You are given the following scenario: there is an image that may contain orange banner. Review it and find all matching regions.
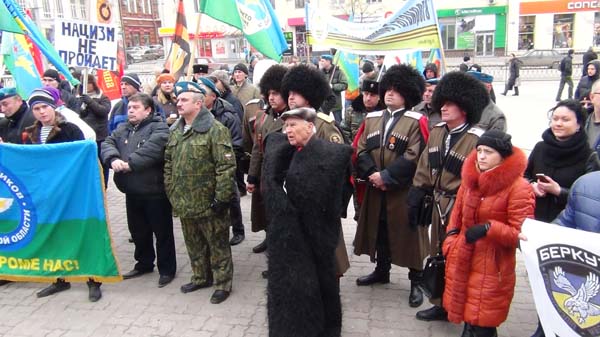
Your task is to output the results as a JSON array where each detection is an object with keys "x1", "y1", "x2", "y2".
[{"x1": 520, "y1": 0, "x2": 599, "y2": 14}]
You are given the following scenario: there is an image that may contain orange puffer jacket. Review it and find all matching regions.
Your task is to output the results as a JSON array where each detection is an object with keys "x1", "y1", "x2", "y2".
[{"x1": 442, "y1": 147, "x2": 535, "y2": 328}]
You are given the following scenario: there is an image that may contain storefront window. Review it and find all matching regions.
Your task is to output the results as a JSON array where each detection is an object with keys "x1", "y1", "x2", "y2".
[
  {"x1": 595, "y1": 13, "x2": 600, "y2": 47},
  {"x1": 553, "y1": 14, "x2": 574, "y2": 49},
  {"x1": 440, "y1": 18, "x2": 456, "y2": 50},
  {"x1": 519, "y1": 16, "x2": 534, "y2": 50}
]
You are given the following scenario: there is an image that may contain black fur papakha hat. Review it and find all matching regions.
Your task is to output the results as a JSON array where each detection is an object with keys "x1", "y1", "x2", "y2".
[
  {"x1": 379, "y1": 64, "x2": 425, "y2": 110},
  {"x1": 431, "y1": 71, "x2": 489, "y2": 125},
  {"x1": 281, "y1": 64, "x2": 329, "y2": 110},
  {"x1": 259, "y1": 64, "x2": 289, "y2": 99}
]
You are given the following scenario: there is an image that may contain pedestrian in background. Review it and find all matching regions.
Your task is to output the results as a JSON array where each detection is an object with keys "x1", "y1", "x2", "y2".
[
  {"x1": 556, "y1": 49, "x2": 574, "y2": 101},
  {"x1": 502, "y1": 53, "x2": 522, "y2": 96}
]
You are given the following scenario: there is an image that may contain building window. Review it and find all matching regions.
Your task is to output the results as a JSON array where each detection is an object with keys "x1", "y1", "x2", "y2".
[
  {"x1": 133, "y1": 34, "x2": 140, "y2": 46},
  {"x1": 143, "y1": 33, "x2": 150, "y2": 45},
  {"x1": 54, "y1": 0, "x2": 63, "y2": 18},
  {"x1": 17, "y1": 0, "x2": 27, "y2": 9},
  {"x1": 42, "y1": 0, "x2": 51, "y2": 18},
  {"x1": 78, "y1": 0, "x2": 86, "y2": 19},
  {"x1": 518, "y1": 16, "x2": 535, "y2": 50},
  {"x1": 366, "y1": 0, "x2": 382, "y2": 2},
  {"x1": 440, "y1": 18, "x2": 456, "y2": 50},
  {"x1": 70, "y1": 0, "x2": 77, "y2": 17},
  {"x1": 132, "y1": 0, "x2": 137, "y2": 13},
  {"x1": 146, "y1": 0, "x2": 152, "y2": 14},
  {"x1": 295, "y1": 0, "x2": 305, "y2": 9},
  {"x1": 553, "y1": 14, "x2": 574, "y2": 49},
  {"x1": 594, "y1": 13, "x2": 600, "y2": 47}
]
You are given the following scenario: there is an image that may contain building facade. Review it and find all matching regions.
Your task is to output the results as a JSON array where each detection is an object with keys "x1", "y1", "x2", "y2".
[{"x1": 119, "y1": 0, "x2": 161, "y2": 47}]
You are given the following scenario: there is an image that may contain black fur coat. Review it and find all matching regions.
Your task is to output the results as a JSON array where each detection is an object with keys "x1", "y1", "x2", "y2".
[{"x1": 263, "y1": 132, "x2": 352, "y2": 337}]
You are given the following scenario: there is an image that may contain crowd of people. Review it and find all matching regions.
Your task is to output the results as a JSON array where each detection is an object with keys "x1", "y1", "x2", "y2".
[{"x1": 0, "y1": 50, "x2": 599, "y2": 337}]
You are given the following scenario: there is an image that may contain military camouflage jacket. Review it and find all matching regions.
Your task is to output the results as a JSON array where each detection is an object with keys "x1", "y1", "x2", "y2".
[{"x1": 164, "y1": 107, "x2": 237, "y2": 219}]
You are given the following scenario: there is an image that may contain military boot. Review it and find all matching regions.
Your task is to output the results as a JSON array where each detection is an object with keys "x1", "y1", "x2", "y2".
[
  {"x1": 356, "y1": 270, "x2": 390, "y2": 286},
  {"x1": 409, "y1": 281, "x2": 424, "y2": 307}
]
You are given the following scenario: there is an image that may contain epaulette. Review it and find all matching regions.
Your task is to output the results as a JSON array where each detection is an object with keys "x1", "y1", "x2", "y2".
[
  {"x1": 246, "y1": 98, "x2": 261, "y2": 106},
  {"x1": 404, "y1": 110, "x2": 423, "y2": 120},
  {"x1": 317, "y1": 112, "x2": 335, "y2": 123},
  {"x1": 467, "y1": 127, "x2": 485, "y2": 137},
  {"x1": 434, "y1": 122, "x2": 446, "y2": 127},
  {"x1": 365, "y1": 110, "x2": 384, "y2": 118}
]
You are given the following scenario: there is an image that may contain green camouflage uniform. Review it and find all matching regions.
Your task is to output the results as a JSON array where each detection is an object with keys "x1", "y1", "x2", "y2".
[{"x1": 164, "y1": 107, "x2": 236, "y2": 291}]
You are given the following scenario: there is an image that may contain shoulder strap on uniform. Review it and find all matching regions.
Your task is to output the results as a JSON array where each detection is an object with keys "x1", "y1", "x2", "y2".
[
  {"x1": 404, "y1": 110, "x2": 423, "y2": 120},
  {"x1": 467, "y1": 127, "x2": 485, "y2": 137},
  {"x1": 365, "y1": 110, "x2": 384, "y2": 118},
  {"x1": 317, "y1": 112, "x2": 335, "y2": 123},
  {"x1": 435, "y1": 121, "x2": 447, "y2": 127},
  {"x1": 246, "y1": 98, "x2": 261, "y2": 106}
]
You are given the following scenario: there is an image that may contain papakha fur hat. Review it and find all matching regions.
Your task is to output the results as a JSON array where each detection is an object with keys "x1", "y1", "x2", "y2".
[
  {"x1": 379, "y1": 64, "x2": 425, "y2": 110},
  {"x1": 280, "y1": 64, "x2": 329, "y2": 110},
  {"x1": 431, "y1": 71, "x2": 489, "y2": 125},
  {"x1": 259, "y1": 64, "x2": 289, "y2": 99}
]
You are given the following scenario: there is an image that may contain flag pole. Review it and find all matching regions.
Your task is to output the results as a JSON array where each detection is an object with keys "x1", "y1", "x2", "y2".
[
  {"x1": 431, "y1": 1, "x2": 448, "y2": 75},
  {"x1": 186, "y1": 12, "x2": 202, "y2": 80}
]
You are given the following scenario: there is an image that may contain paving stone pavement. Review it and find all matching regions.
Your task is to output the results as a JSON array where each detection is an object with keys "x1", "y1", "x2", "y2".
[{"x1": 0, "y1": 80, "x2": 557, "y2": 337}]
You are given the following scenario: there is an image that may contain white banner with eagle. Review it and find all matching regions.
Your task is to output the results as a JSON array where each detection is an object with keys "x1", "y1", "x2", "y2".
[{"x1": 521, "y1": 218, "x2": 600, "y2": 337}]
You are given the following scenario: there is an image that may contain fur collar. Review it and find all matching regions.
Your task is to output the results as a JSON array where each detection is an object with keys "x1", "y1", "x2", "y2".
[
  {"x1": 462, "y1": 146, "x2": 528, "y2": 196},
  {"x1": 24, "y1": 112, "x2": 67, "y2": 144}
]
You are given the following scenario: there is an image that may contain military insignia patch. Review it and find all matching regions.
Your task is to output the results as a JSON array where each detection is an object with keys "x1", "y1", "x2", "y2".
[
  {"x1": 330, "y1": 134, "x2": 341, "y2": 144},
  {"x1": 0, "y1": 166, "x2": 37, "y2": 250},
  {"x1": 538, "y1": 244, "x2": 600, "y2": 336}
]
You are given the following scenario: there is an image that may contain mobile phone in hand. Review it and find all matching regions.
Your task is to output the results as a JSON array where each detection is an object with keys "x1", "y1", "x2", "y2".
[{"x1": 536, "y1": 173, "x2": 549, "y2": 183}]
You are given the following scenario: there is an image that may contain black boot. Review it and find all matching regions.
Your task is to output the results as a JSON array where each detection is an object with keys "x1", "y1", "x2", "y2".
[
  {"x1": 356, "y1": 269, "x2": 390, "y2": 286},
  {"x1": 513, "y1": 87, "x2": 519, "y2": 96},
  {"x1": 415, "y1": 305, "x2": 448, "y2": 321},
  {"x1": 461, "y1": 323, "x2": 473, "y2": 337},
  {"x1": 409, "y1": 281, "x2": 423, "y2": 307},
  {"x1": 530, "y1": 320, "x2": 545, "y2": 337},
  {"x1": 87, "y1": 280, "x2": 102, "y2": 302}
]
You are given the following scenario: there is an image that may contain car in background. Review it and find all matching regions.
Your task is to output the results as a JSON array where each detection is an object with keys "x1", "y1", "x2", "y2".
[
  {"x1": 517, "y1": 49, "x2": 563, "y2": 69},
  {"x1": 195, "y1": 57, "x2": 231, "y2": 73},
  {"x1": 142, "y1": 49, "x2": 163, "y2": 61},
  {"x1": 126, "y1": 46, "x2": 147, "y2": 63}
]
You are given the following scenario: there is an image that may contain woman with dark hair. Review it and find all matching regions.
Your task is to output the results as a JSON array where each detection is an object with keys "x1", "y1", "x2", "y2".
[
  {"x1": 525, "y1": 99, "x2": 592, "y2": 223},
  {"x1": 79, "y1": 74, "x2": 111, "y2": 186},
  {"x1": 443, "y1": 130, "x2": 535, "y2": 337}
]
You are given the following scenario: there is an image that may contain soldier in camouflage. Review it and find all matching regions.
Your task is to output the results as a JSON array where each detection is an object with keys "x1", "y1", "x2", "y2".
[{"x1": 164, "y1": 81, "x2": 236, "y2": 304}]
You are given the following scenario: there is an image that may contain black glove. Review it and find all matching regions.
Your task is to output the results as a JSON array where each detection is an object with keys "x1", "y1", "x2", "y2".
[
  {"x1": 80, "y1": 95, "x2": 92, "y2": 104},
  {"x1": 210, "y1": 199, "x2": 229, "y2": 214},
  {"x1": 407, "y1": 186, "x2": 426, "y2": 231},
  {"x1": 465, "y1": 223, "x2": 490, "y2": 244}
]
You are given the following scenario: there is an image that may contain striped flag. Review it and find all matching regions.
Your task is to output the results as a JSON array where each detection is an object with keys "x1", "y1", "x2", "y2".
[
  {"x1": 200, "y1": 0, "x2": 288, "y2": 62},
  {"x1": 1, "y1": 0, "x2": 79, "y2": 86},
  {"x1": 0, "y1": 32, "x2": 42, "y2": 98},
  {"x1": 24, "y1": 9, "x2": 43, "y2": 76},
  {"x1": 165, "y1": 0, "x2": 190, "y2": 81}
]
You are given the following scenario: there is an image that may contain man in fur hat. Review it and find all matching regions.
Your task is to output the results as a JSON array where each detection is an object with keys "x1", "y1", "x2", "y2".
[
  {"x1": 246, "y1": 64, "x2": 289, "y2": 254},
  {"x1": 353, "y1": 64, "x2": 428, "y2": 308},
  {"x1": 409, "y1": 71, "x2": 489, "y2": 321}
]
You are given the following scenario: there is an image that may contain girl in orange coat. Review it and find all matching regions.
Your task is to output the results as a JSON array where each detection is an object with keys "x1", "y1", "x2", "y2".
[{"x1": 442, "y1": 130, "x2": 535, "y2": 337}]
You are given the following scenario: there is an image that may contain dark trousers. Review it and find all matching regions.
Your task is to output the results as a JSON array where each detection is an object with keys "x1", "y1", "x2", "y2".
[
  {"x1": 556, "y1": 76, "x2": 573, "y2": 100},
  {"x1": 230, "y1": 185, "x2": 245, "y2": 236},
  {"x1": 125, "y1": 194, "x2": 177, "y2": 276},
  {"x1": 461, "y1": 323, "x2": 497, "y2": 337},
  {"x1": 96, "y1": 140, "x2": 109, "y2": 189},
  {"x1": 375, "y1": 201, "x2": 422, "y2": 281}
]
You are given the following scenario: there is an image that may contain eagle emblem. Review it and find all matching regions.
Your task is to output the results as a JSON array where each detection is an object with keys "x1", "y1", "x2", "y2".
[{"x1": 553, "y1": 266, "x2": 600, "y2": 325}]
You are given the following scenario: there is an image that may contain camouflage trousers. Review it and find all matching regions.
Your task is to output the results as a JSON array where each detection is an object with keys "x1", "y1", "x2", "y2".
[{"x1": 180, "y1": 213, "x2": 233, "y2": 291}]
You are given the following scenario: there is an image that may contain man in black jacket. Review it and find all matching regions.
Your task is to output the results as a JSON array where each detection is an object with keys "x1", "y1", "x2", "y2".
[
  {"x1": 556, "y1": 49, "x2": 574, "y2": 101},
  {"x1": 101, "y1": 93, "x2": 176, "y2": 288},
  {"x1": 42, "y1": 69, "x2": 80, "y2": 113},
  {"x1": 198, "y1": 77, "x2": 246, "y2": 246},
  {"x1": 0, "y1": 87, "x2": 35, "y2": 144}
]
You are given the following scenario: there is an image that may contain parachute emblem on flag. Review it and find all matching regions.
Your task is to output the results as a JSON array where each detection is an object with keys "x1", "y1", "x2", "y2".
[
  {"x1": 0, "y1": 166, "x2": 37, "y2": 251},
  {"x1": 236, "y1": 0, "x2": 271, "y2": 35},
  {"x1": 538, "y1": 244, "x2": 600, "y2": 336}
]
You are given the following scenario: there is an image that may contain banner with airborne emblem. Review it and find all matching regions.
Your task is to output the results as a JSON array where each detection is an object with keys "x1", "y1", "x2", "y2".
[
  {"x1": 306, "y1": 0, "x2": 442, "y2": 54},
  {"x1": 521, "y1": 219, "x2": 600, "y2": 337}
]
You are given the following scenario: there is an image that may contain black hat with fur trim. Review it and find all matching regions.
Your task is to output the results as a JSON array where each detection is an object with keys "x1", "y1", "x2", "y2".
[
  {"x1": 280, "y1": 64, "x2": 329, "y2": 110},
  {"x1": 379, "y1": 64, "x2": 425, "y2": 110},
  {"x1": 431, "y1": 71, "x2": 489, "y2": 125},
  {"x1": 259, "y1": 64, "x2": 288, "y2": 99}
]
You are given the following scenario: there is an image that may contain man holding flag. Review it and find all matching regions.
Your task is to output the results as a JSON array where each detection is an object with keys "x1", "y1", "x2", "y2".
[{"x1": 319, "y1": 54, "x2": 348, "y2": 124}]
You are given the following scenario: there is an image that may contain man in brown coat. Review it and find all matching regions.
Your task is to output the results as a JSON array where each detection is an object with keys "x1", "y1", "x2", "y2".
[
  {"x1": 353, "y1": 64, "x2": 427, "y2": 307},
  {"x1": 246, "y1": 64, "x2": 289, "y2": 254},
  {"x1": 231, "y1": 63, "x2": 260, "y2": 108},
  {"x1": 409, "y1": 71, "x2": 489, "y2": 321}
]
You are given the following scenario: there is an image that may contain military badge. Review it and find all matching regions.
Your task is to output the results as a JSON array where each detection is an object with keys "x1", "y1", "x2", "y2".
[
  {"x1": 388, "y1": 136, "x2": 396, "y2": 150},
  {"x1": 330, "y1": 134, "x2": 341, "y2": 144},
  {"x1": 538, "y1": 244, "x2": 600, "y2": 336}
]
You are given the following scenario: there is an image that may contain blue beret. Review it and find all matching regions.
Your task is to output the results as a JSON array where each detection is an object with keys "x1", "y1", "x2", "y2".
[
  {"x1": 198, "y1": 77, "x2": 221, "y2": 98},
  {"x1": 426, "y1": 78, "x2": 440, "y2": 85},
  {"x1": 466, "y1": 71, "x2": 494, "y2": 83},
  {"x1": 0, "y1": 87, "x2": 18, "y2": 101},
  {"x1": 320, "y1": 54, "x2": 333, "y2": 61},
  {"x1": 174, "y1": 81, "x2": 206, "y2": 96}
]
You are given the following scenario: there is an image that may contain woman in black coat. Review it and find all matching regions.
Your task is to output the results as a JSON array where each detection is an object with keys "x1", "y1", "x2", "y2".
[{"x1": 524, "y1": 99, "x2": 591, "y2": 222}]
